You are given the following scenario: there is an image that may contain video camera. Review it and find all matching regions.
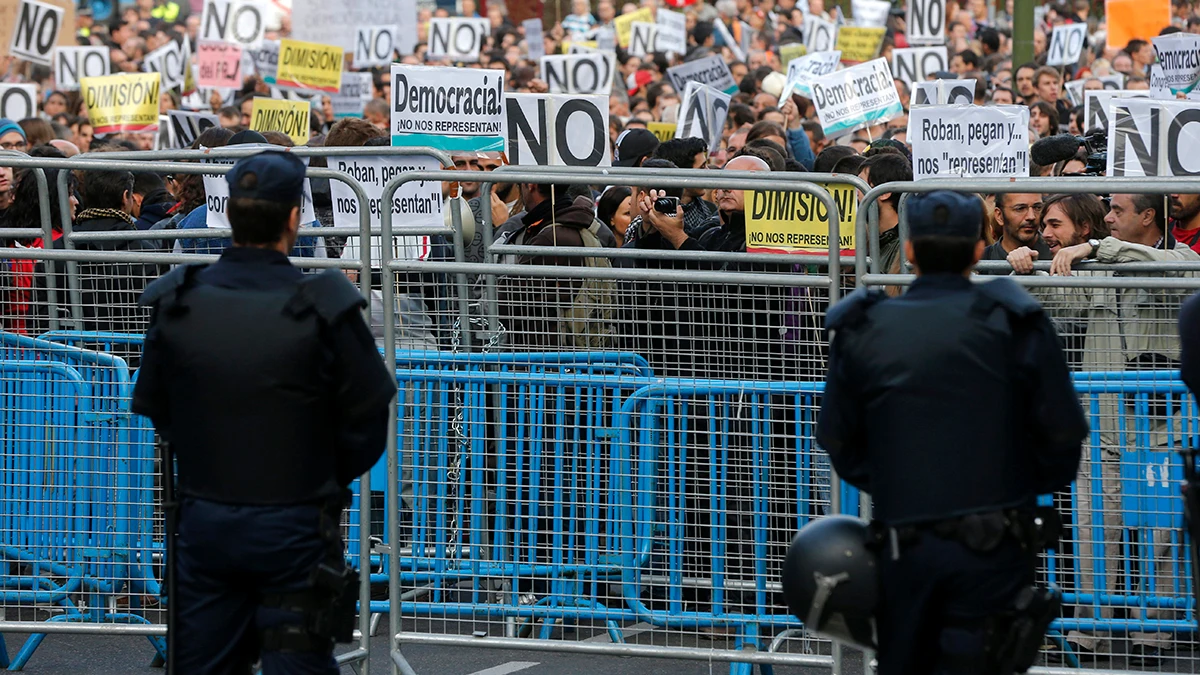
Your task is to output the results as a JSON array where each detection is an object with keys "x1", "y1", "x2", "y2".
[{"x1": 1029, "y1": 128, "x2": 1108, "y2": 176}]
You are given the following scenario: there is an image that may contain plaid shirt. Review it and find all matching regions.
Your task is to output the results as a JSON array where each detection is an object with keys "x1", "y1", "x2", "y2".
[{"x1": 562, "y1": 12, "x2": 596, "y2": 36}]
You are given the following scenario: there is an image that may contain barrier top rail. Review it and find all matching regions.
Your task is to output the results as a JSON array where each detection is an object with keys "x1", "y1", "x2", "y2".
[
  {"x1": 75, "y1": 145, "x2": 455, "y2": 167},
  {"x1": 857, "y1": 177, "x2": 1200, "y2": 282}
]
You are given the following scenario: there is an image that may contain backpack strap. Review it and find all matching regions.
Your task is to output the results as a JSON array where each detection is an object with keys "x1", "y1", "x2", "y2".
[
  {"x1": 286, "y1": 270, "x2": 367, "y2": 322},
  {"x1": 139, "y1": 263, "x2": 208, "y2": 315},
  {"x1": 825, "y1": 288, "x2": 886, "y2": 335}
]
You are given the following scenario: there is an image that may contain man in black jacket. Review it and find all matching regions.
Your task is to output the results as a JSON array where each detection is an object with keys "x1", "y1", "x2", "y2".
[{"x1": 132, "y1": 172, "x2": 176, "y2": 231}]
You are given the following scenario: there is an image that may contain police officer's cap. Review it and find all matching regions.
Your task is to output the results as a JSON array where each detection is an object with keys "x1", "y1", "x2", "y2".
[
  {"x1": 226, "y1": 149, "x2": 306, "y2": 203},
  {"x1": 907, "y1": 190, "x2": 983, "y2": 240}
]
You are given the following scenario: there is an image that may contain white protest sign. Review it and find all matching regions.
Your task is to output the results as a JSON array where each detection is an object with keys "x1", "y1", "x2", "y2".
[
  {"x1": 1065, "y1": 79, "x2": 1086, "y2": 106},
  {"x1": 204, "y1": 145, "x2": 318, "y2": 228},
  {"x1": 712, "y1": 19, "x2": 745, "y2": 62},
  {"x1": 851, "y1": 0, "x2": 890, "y2": 27},
  {"x1": 167, "y1": 109, "x2": 219, "y2": 149},
  {"x1": 1098, "y1": 74, "x2": 1125, "y2": 89},
  {"x1": 906, "y1": 0, "x2": 945, "y2": 45},
  {"x1": 658, "y1": 7, "x2": 687, "y2": 35},
  {"x1": 143, "y1": 39, "x2": 188, "y2": 91},
  {"x1": 524, "y1": 18, "x2": 545, "y2": 61},
  {"x1": 596, "y1": 28, "x2": 616, "y2": 51},
  {"x1": 55, "y1": 46, "x2": 108, "y2": 91},
  {"x1": 779, "y1": 49, "x2": 841, "y2": 101},
  {"x1": 9, "y1": 0, "x2": 62, "y2": 66},
  {"x1": 1106, "y1": 98, "x2": 1200, "y2": 176},
  {"x1": 354, "y1": 25, "x2": 398, "y2": 68},
  {"x1": 331, "y1": 154, "x2": 443, "y2": 263},
  {"x1": 1085, "y1": 89, "x2": 1149, "y2": 132},
  {"x1": 1152, "y1": 32, "x2": 1200, "y2": 94},
  {"x1": 200, "y1": 0, "x2": 266, "y2": 46},
  {"x1": 629, "y1": 21, "x2": 686, "y2": 56},
  {"x1": 909, "y1": 104, "x2": 1029, "y2": 178},
  {"x1": 0, "y1": 84, "x2": 37, "y2": 120},
  {"x1": 506, "y1": 93, "x2": 611, "y2": 166},
  {"x1": 805, "y1": 16, "x2": 838, "y2": 52},
  {"x1": 1046, "y1": 23, "x2": 1087, "y2": 67},
  {"x1": 811, "y1": 57, "x2": 902, "y2": 137},
  {"x1": 293, "y1": 0, "x2": 417, "y2": 54},
  {"x1": 912, "y1": 78, "x2": 976, "y2": 105},
  {"x1": 427, "y1": 18, "x2": 490, "y2": 62},
  {"x1": 666, "y1": 54, "x2": 738, "y2": 95},
  {"x1": 331, "y1": 71, "x2": 372, "y2": 117},
  {"x1": 247, "y1": 39, "x2": 278, "y2": 84},
  {"x1": 891, "y1": 46, "x2": 947, "y2": 85},
  {"x1": 390, "y1": 64, "x2": 505, "y2": 152},
  {"x1": 675, "y1": 80, "x2": 731, "y2": 152},
  {"x1": 541, "y1": 52, "x2": 615, "y2": 95}
]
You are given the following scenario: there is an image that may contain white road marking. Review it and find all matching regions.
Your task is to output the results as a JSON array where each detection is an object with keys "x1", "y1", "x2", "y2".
[
  {"x1": 582, "y1": 622, "x2": 655, "y2": 642},
  {"x1": 465, "y1": 661, "x2": 540, "y2": 675}
]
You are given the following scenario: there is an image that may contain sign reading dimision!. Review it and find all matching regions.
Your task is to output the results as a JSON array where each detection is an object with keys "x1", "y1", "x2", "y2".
[
  {"x1": 250, "y1": 96, "x2": 311, "y2": 145},
  {"x1": 746, "y1": 184, "x2": 858, "y2": 253},
  {"x1": 276, "y1": 38, "x2": 344, "y2": 93},
  {"x1": 80, "y1": 72, "x2": 161, "y2": 134},
  {"x1": 390, "y1": 64, "x2": 505, "y2": 153}
]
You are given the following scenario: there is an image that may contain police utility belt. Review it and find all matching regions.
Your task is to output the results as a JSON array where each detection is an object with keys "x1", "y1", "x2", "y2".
[{"x1": 870, "y1": 506, "x2": 1061, "y2": 561}]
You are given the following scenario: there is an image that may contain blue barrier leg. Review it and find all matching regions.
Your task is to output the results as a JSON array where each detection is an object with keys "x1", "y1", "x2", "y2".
[
  {"x1": 0, "y1": 635, "x2": 9, "y2": 668},
  {"x1": 9, "y1": 633, "x2": 46, "y2": 671}
]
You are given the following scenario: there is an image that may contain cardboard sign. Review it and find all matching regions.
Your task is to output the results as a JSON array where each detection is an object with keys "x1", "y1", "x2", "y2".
[
  {"x1": 292, "y1": 0, "x2": 417, "y2": 54},
  {"x1": 675, "y1": 80, "x2": 731, "y2": 152},
  {"x1": 890, "y1": 46, "x2": 947, "y2": 85},
  {"x1": 196, "y1": 40, "x2": 242, "y2": 89},
  {"x1": 143, "y1": 39, "x2": 188, "y2": 91},
  {"x1": 506, "y1": 93, "x2": 611, "y2": 167},
  {"x1": 390, "y1": 64, "x2": 505, "y2": 152},
  {"x1": 647, "y1": 121, "x2": 676, "y2": 142},
  {"x1": 906, "y1": 0, "x2": 945, "y2": 46},
  {"x1": 908, "y1": 104, "x2": 1029, "y2": 178},
  {"x1": 8, "y1": 0, "x2": 62, "y2": 65},
  {"x1": 250, "y1": 96, "x2": 311, "y2": 145},
  {"x1": 427, "y1": 18, "x2": 489, "y2": 62},
  {"x1": 200, "y1": 0, "x2": 266, "y2": 46},
  {"x1": 834, "y1": 26, "x2": 885, "y2": 64},
  {"x1": 54, "y1": 46, "x2": 108, "y2": 92},
  {"x1": 746, "y1": 184, "x2": 857, "y2": 253},
  {"x1": 167, "y1": 109, "x2": 219, "y2": 149},
  {"x1": 1152, "y1": 32, "x2": 1200, "y2": 94},
  {"x1": 541, "y1": 52, "x2": 615, "y2": 95},
  {"x1": 1084, "y1": 88, "x2": 1149, "y2": 132},
  {"x1": 628, "y1": 21, "x2": 687, "y2": 56},
  {"x1": 804, "y1": 16, "x2": 838, "y2": 53},
  {"x1": 523, "y1": 18, "x2": 545, "y2": 61},
  {"x1": 1106, "y1": 0, "x2": 1169, "y2": 50},
  {"x1": 1046, "y1": 23, "x2": 1087, "y2": 67},
  {"x1": 614, "y1": 7, "x2": 653, "y2": 47},
  {"x1": 780, "y1": 50, "x2": 841, "y2": 101},
  {"x1": 666, "y1": 54, "x2": 739, "y2": 95},
  {"x1": 851, "y1": 0, "x2": 889, "y2": 27},
  {"x1": 81, "y1": 72, "x2": 161, "y2": 134},
  {"x1": 276, "y1": 38, "x2": 344, "y2": 93},
  {"x1": 353, "y1": 25, "x2": 398, "y2": 69},
  {"x1": 912, "y1": 78, "x2": 976, "y2": 105},
  {"x1": 811, "y1": 57, "x2": 902, "y2": 137},
  {"x1": 0, "y1": 0, "x2": 71, "y2": 60},
  {"x1": 1106, "y1": 98, "x2": 1200, "y2": 175},
  {"x1": 331, "y1": 154, "x2": 443, "y2": 263},
  {"x1": 247, "y1": 39, "x2": 279, "y2": 84},
  {"x1": 0, "y1": 83, "x2": 37, "y2": 120}
]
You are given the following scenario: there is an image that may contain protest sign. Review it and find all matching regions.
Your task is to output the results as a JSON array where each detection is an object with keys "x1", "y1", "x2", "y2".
[
  {"x1": 835, "y1": 26, "x2": 885, "y2": 64},
  {"x1": 1085, "y1": 88, "x2": 1149, "y2": 132},
  {"x1": 8, "y1": 0, "x2": 62, "y2": 65},
  {"x1": 1105, "y1": 0, "x2": 1169, "y2": 50},
  {"x1": 0, "y1": 84, "x2": 37, "y2": 121},
  {"x1": 805, "y1": 16, "x2": 838, "y2": 52},
  {"x1": 276, "y1": 38, "x2": 344, "y2": 93},
  {"x1": 647, "y1": 121, "x2": 677, "y2": 142},
  {"x1": 143, "y1": 39, "x2": 188, "y2": 91},
  {"x1": 196, "y1": 40, "x2": 242, "y2": 89},
  {"x1": 908, "y1": 104, "x2": 1029, "y2": 179},
  {"x1": 354, "y1": 26, "x2": 398, "y2": 69},
  {"x1": 712, "y1": 18, "x2": 746, "y2": 62},
  {"x1": 1098, "y1": 74, "x2": 1125, "y2": 89},
  {"x1": 658, "y1": 7, "x2": 687, "y2": 34},
  {"x1": 675, "y1": 81, "x2": 731, "y2": 152},
  {"x1": 906, "y1": 0, "x2": 945, "y2": 45},
  {"x1": 746, "y1": 184, "x2": 857, "y2": 254},
  {"x1": 614, "y1": 7, "x2": 653, "y2": 47},
  {"x1": 202, "y1": 154, "x2": 236, "y2": 228},
  {"x1": 665, "y1": 54, "x2": 738, "y2": 95},
  {"x1": 1046, "y1": 23, "x2": 1087, "y2": 66},
  {"x1": 247, "y1": 39, "x2": 279, "y2": 84},
  {"x1": 1152, "y1": 32, "x2": 1200, "y2": 94},
  {"x1": 851, "y1": 0, "x2": 890, "y2": 27},
  {"x1": 912, "y1": 78, "x2": 976, "y2": 105},
  {"x1": 167, "y1": 109, "x2": 219, "y2": 149},
  {"x1": 331, "y1": 154, "x2": 443, "y2": 263},
  {"x1": 596, "y1": 28, "x2": 616, "y2": 51},
  {"x1": 779, "y1": 50, "x2": 841, "y2": 101},
  {"x1": 250, "y1": 97, "x2": 311, "y2": 145},
  {"x1": 1106, "y1": 98, "x2": 1200, "y2": 175},
  {"x1": 891, "y1": 46, "x2": 947, "y2": 85},
  {"x1": 294, "y1": 0, "x2": 416, "y2": 54},
  {"x1": 331, "y1": 71, "x2": 372, "y2": 117},
  {"x1": 0, "y1": 0, "x2": 70, "y2": 60},
  {"x1": 524, "y1": 18, "x2": 545, "y2": 61},
  {"x1": 811, "y1": 57, "x2": 902, "y2": 137},
  {"x1": 780, "y1": 42, "x2": 807, "y2": 66},
  {"x1": 81, "y1": 72, "x2": 161, "y2": 134},
  {"x1": 506, "y1": 93, "x2": 611, "y2": 167},
  {"x1": 564, "y1": 40, "x2": 599, "y2": 53},
  {"x1": 427, "y1": 18, "x2": 489, "y2": 62},
  {"x1": 1064, "y1": 79, "x2": 1086, "y2": 106},
  {"x1": 629, "y1": 21, "x2": 687, "y2": 56},
  {"x1": 541, "y1": 52, "x2": 615, "y2": 95},
  {"x1": 199, "y1": 0, "x2": 266, "y2": 46},
  {"x1": 390, "y1": 64, "x2": 505, "y2": 152},
  {"x1": 54, "y1": 46, "x2": 108, "y2": 91}
]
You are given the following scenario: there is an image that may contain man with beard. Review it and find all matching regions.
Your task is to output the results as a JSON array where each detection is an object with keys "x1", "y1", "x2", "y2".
[
  {"x1": 981, "y1": 192, "x2": 1052, "y2": 265},
  {"x1": 1170, "y1": 190, "x2": 1200, "y2": 254}
]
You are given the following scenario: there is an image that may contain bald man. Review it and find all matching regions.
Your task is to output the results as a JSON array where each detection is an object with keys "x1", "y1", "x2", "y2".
[{"x1": 49, "y1": 139, "x2": 80, "y2": 157}]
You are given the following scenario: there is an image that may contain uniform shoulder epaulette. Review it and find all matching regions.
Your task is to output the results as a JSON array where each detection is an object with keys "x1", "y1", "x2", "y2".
[
  {"x1": 290, "y1": 270, "x2": 367, "y2": 322},
  {"x1": 139, "y1": 264, "x2": 207, "y2": 308},
  {"x1": 825, "y1": 288, "x2": 886, "y2": 332},
  {"x1": 973, "y1": 277, "x2": 1043, "y2": 319}
]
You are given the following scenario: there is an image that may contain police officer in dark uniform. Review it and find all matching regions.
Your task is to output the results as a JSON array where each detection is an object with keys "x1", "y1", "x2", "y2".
[
  {"x1": 815, "y1": 191, "x2": 1088, "y2": 674},
  {"x1": 132, "y1": 150, "x2": 396, "y2": 674}
]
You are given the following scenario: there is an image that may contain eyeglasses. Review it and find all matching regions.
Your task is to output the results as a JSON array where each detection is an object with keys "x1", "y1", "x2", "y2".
[{"x1": 0, "y1": 142, "x2": 27, "y2": 151}]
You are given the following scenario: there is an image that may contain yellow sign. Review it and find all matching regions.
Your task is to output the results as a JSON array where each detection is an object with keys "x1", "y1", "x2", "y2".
[
  {"x1": 276, "y1": 38, "x2": 345, "y2": 93},
  {"x1": 835, "y1": 27, "x2": 885, "y2": 64},
  {"x1": 614, "y1": 8, "x2": 653, "y2": 47},
  {"x1": 250, "y1": 97, "x2": 312, "y2": 146},
  {"x1": 647, "y1": 122, "x2": 676, "y2": 142},
  {"x1": 80, "y1": 72, "x2": 161, "y2": 135},
  {"x1": 746, "y1": 184, "x2": 858, "y2": 254},
  {"x1": 563, "y1": 40, "x2": 599, "y2": 53},
  {"x1": 779, "y1": 43, "x2": 807, "y2": 68}
]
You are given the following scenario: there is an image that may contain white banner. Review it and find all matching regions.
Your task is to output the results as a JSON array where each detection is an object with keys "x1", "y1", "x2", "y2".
[
  {"x1": 540, "y1": 52, "x2": 615, "y2": 95},
  {"x1": 912, "y1": 78, "x2": 976, "y2": 105},
  {"x1": 851, "y1": 0, "x2": 889, "y2": 27},
  {"x1": 390, "y1": 64, "x2": 506, "y2": 152},
  {"x1": 524, "y1": 18, "x2": 545, "y2": 61},
  {"x1": 0, "y1": 83, "x2": 37, "y2": 120},
  {"x1": 246, "y1": 39, "x2": 278, "y2": 83},
  {"x1": 9, "y1": 0, "x2": 62, "y2": 66},
  {"x1": 665, "y1": 54, "x2": 738, "y2": 95},
  {"x1": 909, "y1": 104, "x2": 1029, "y2": 179},
  {"x1": 1152, "y1": 32, "x2": 1200, "y2": 94},
  {"x1": 805, "y1": 16, "x2": 838, "y2": 52},
  {"x1": 1046, "y1": 23, "x2": 1087, "y2": 67},
  {"x1": 54, "y1": 46, "x2": 108, "y2": 91},
  {"x1": 1106, "y1": 98, "x2": 1200, "y2": 176},
  {"x1": 353, "y1": 25, "x2": 398, "y2": 68},
  {"x1": 779, "y1": 49, "x2": 841, "y2": 101},
  {"x1": 292, "y1": 0, "x2": 417, "y2": 54},
  {"x1": 167, "y1": 110, "x2": 219, "y2": 149},
  {"x1": 675, "y1": 80, "x2": 731, "y2": 152},
  {"x1": 331, "y1": 71, "x2": 372, "y2": 117},
  {"x1": 331, "y1": 154, "x2": 443, "y2": 263},
  {"x1": 199, "y1": 0, "x2": 266, "y2": 46},
  {"x1": 1084, "y1": 89, "x2": 1149, "y2": 132},
  {"x1": 506, "y1": 93, "x2": 611, "y2": 166},
  {"x1": 427, "y1": 18, "x2": 489, "y2": 62},
  {"x1": 890, "y1": 46, "x2": 947, "y2": 85},
  {"x1": 811, "y1": 57, "x2": 902, "y2": 137},
  {"x1": 143, "y1": 39, "x2": 188, "y2": 91},
  {"x1": 905, "y1": 0, "x2": 945, "y2": 45},
  {"x1": 628, "y1": 21, "x2": 686, "y2": 56}
]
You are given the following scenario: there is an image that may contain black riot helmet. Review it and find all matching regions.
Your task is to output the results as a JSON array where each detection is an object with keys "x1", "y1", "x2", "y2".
[{"x1": 780, "y1": 515, "x2": 879, "y2": 650}]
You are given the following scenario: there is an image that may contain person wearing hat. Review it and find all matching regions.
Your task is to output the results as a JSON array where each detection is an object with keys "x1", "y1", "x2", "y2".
[
  {"x1": 0, "y1": 118, "x2": 28, "y2": 153},
  {"x1": 613, "y1": 127, "x2": 659, "y2": 168},
  {"x1": 132, "y1": 150, "x2": 395, "y2": 675},
  {"x1": 813, "y1": 190, "x2": 1086, "y2": 674}
]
